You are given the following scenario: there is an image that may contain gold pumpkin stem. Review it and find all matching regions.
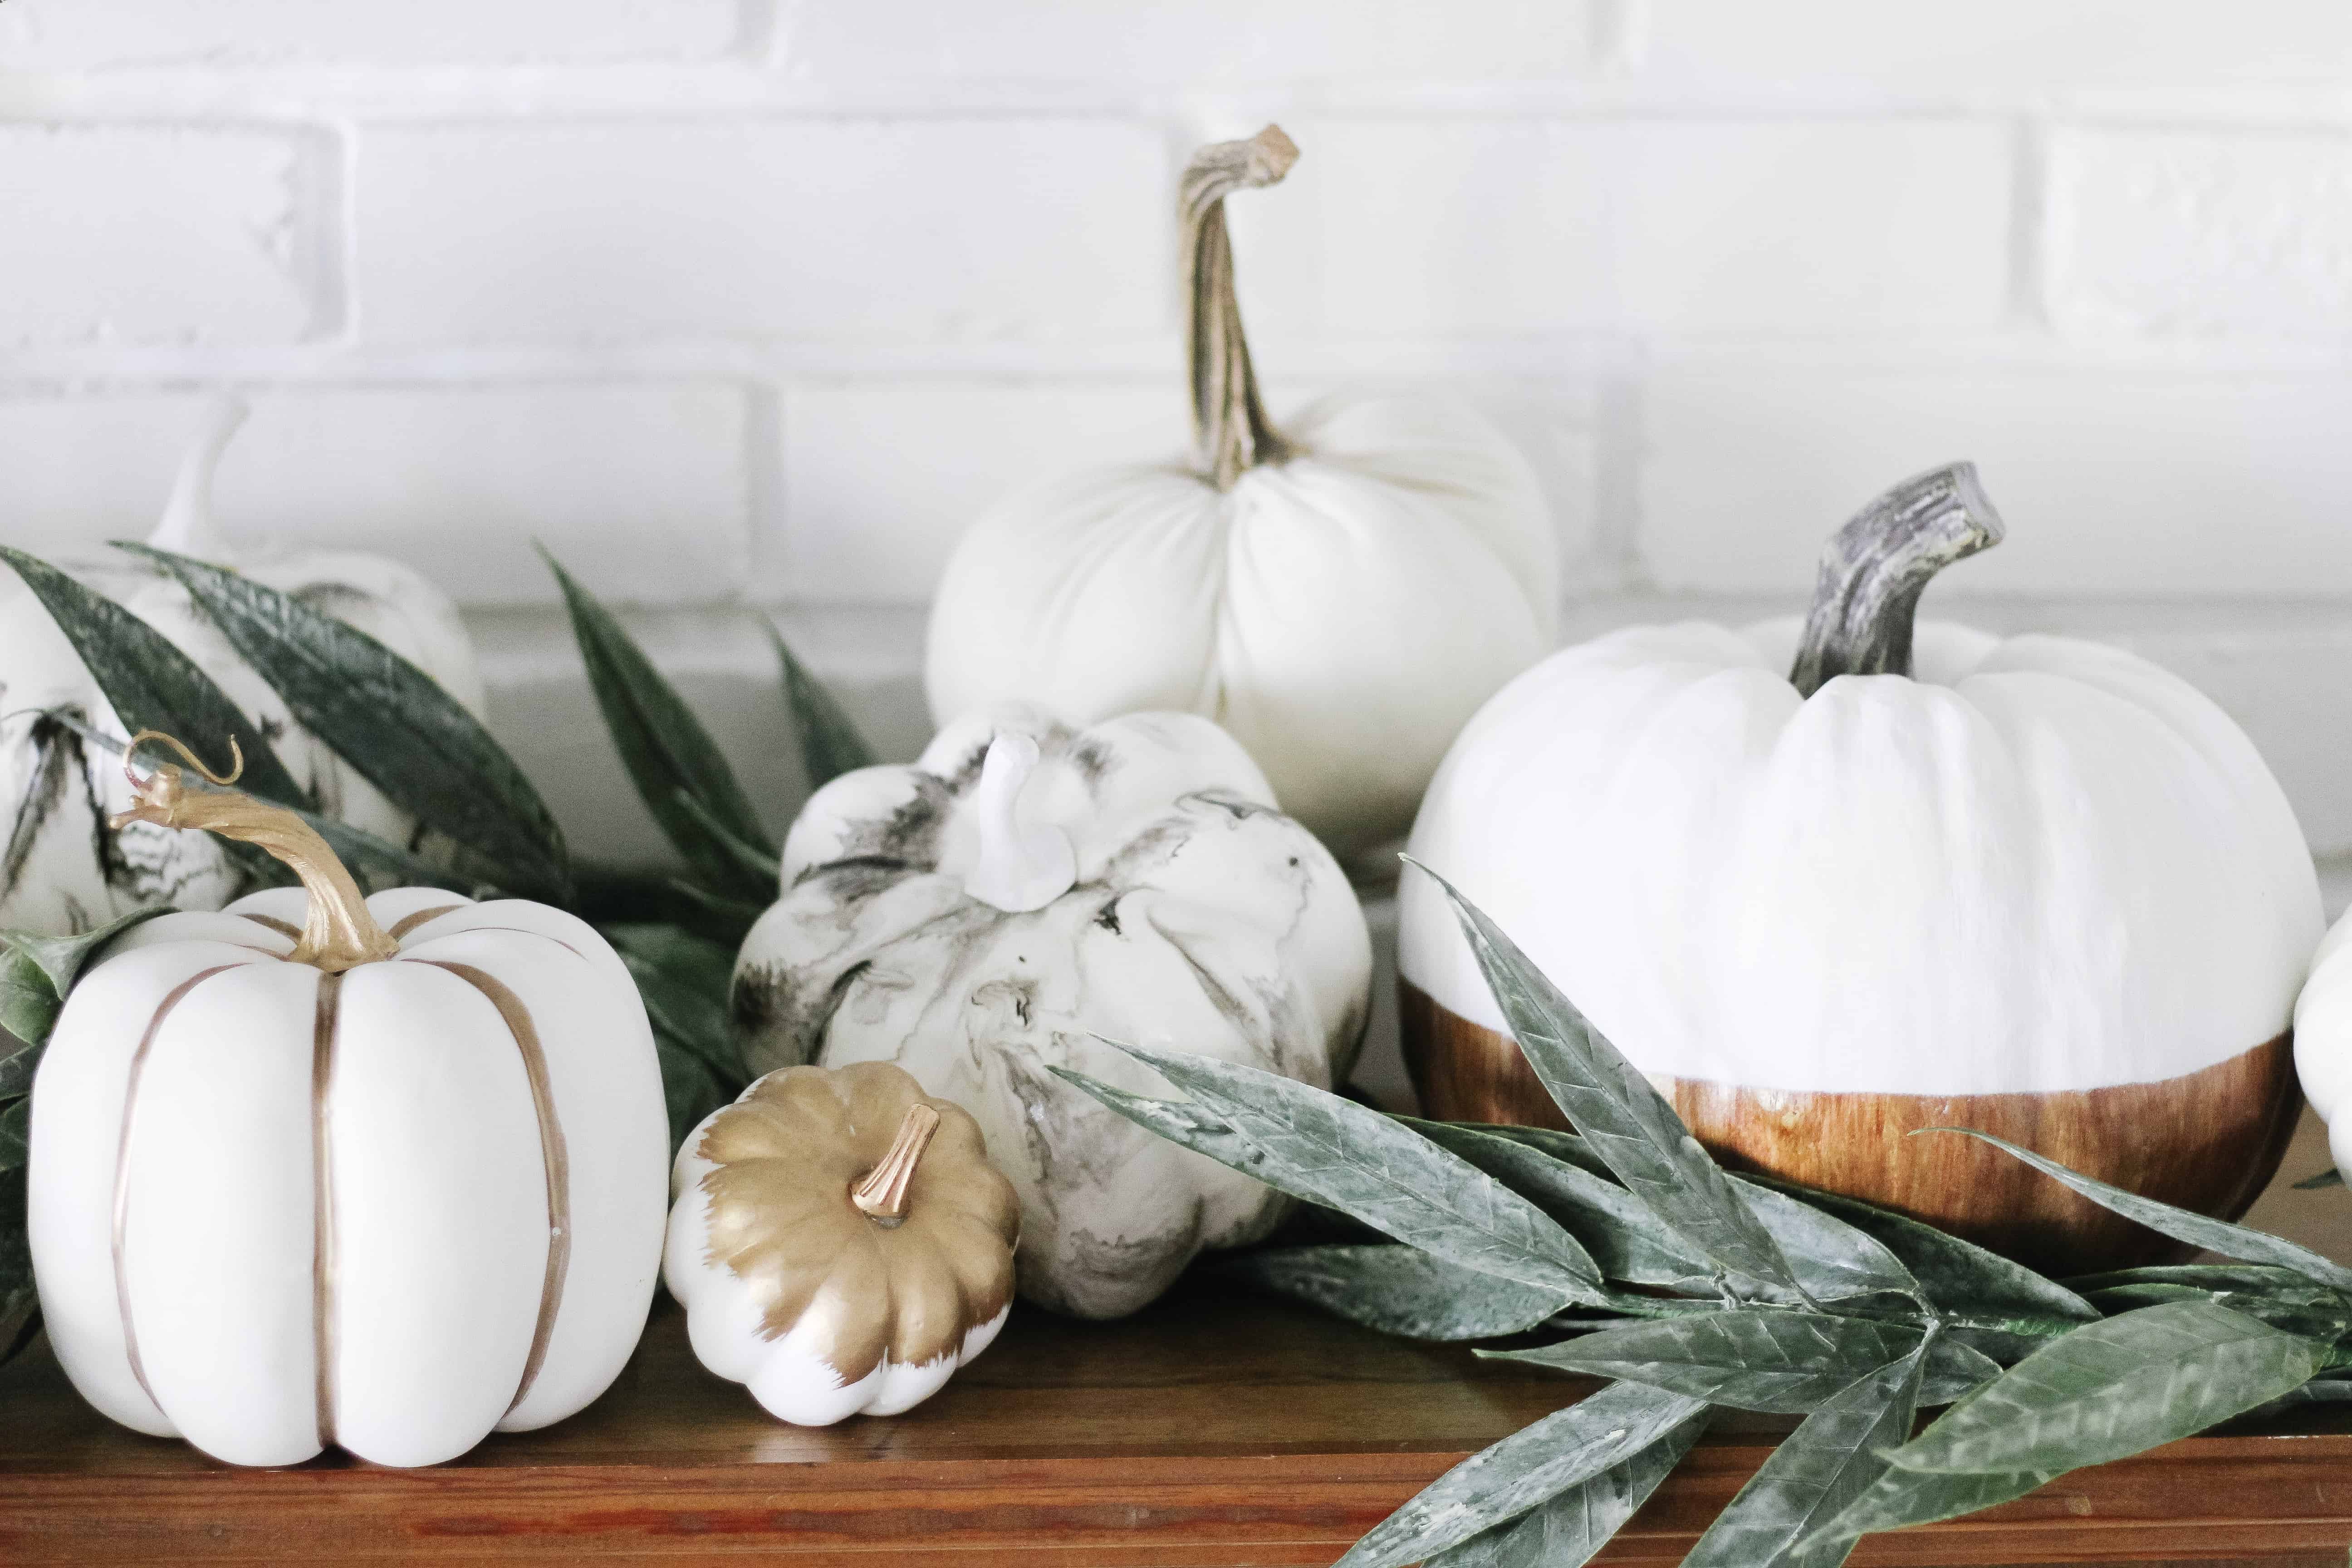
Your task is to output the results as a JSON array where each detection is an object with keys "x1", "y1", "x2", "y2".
[
  {"x1": 1182, "y1": 124, "x2": 1298, "y2": 491},
  {"x1": 850, "y1": 1103, "x2": 943, "y2": 1225},
  {"x1": 109, "y1": 730, "x2": 400, "y2": 974}
]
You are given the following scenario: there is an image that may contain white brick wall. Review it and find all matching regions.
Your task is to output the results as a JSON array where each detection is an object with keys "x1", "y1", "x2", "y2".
[{"x1": 2, "y1": 0, "x2": 2350, "y2": 861}]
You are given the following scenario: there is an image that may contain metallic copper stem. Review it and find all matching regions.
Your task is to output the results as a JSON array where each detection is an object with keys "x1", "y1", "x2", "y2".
[{"x1": 850, "y1": 1103, "x2": 942, "y2": 1224}]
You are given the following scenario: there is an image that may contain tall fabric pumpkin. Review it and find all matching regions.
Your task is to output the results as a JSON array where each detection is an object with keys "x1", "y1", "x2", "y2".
[
  {"x1": 924, "y1": 127, "x2": 1555, "y2": 859},
  {"x1": 28, "y1": 736, "x2": 666, "y2": 1467},
  {"x1": 1399, "y1": 464, "x2": 2319, "y2": 1273},
  {"x1": 0, "y1": 397, "x2": 482, "y2": 936}
]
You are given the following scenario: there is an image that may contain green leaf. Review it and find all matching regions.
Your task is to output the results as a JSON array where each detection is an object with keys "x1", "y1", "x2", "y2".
[
  {"x1": 1051, "y1": 1071, "x2": 1279, "y2": 1176},
  {"x1": 0, "y1": 1035, "x2": 44, "y2": 1101},
  {"x1": 1408, "y1": 860, "x2": 1801, "y2": 1299},
  {"x1": 1731, "y1": 1178, "x2": 1921, "y2": 1306},
  {"x1": 1881, "y1": 1300, "x2": 2323, "y2": 1477},
  {"x1": 1488, "y1": 1308, "x2": 1994, "y2": 1414},
  {"x1": 0, "y1": 1166, "x2": 34, "y2": 1367},
  {"x1": 3, "y1": 904, "x2": 177, "y2": 999},
  {"x1": 603, "y1": 923, "x2": 744, "y2": 1086},
  {"x1": 121, "y1": 543, "x2": 571, "y2": 900},
  {"x1": 1395, "y1": 1116, "x2": 1715, "y2": 1293},
  {"x1": 1750, "y1": 1176, "x2": 2096, "y2": 1330},
  {"x1": 1221, "y1": 1245, "x2": 1569, "y2": 1341},
  {"x1": 767, "y1": 622, "x2": 876, "y2": 790},
  {"x1": 541, "y1": 548, "x2": 776, "y2": 901},
  {"x1": 2293, "y1": 1167, "x2": 2343, "y2": 1191},
  {"x1": 667, "y1": 788, "x2": 781, "y2": 885},
  {"x1": 1089, "y1": 1044, "x2": 1608, "y2": 1304},
  {"x1": 1681, "y1": 1342, "x2": 1927, "y2": 1568},
  {"x1": 0, "y1": 950, "x2": 59, "y2": 1051},
  {"x1": 0, "y1": 1096, "x2": 27, "y2": 1172},
  {"x1": 1427, "y1": 1407, "x2": 1708, "y2": 1568},
  {"x1": 1932, "y1": 1128, "x2": 2352, "y2": 1295},
  {"x1": 1445, "y1": 1121, "x2": 1613, "y2": 1178},
  {"x1": 2072, "y1": 1276, "x2": 2352, "y2": 1341},
  {"x1": 655, "y1": 1034, "x2": 731, "y2": 1157},
  {"x1": 1812, "y1": 1465, "x2": 2056, "y2": 1547},
  {"x1": 1335, "y1": 1382, "x2": 1711, "y2": 1568},
  {"x1": 0, "y1": 546, "x2": 309, "y2": 808}
]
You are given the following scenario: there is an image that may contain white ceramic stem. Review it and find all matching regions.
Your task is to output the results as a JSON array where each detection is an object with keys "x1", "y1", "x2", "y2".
[
  {"x1": 959, "y1": 734, "x2": 1078, "y2": 914},
  {"x1": 146, "y1": 394, "x2": 250, "y2": 559}
]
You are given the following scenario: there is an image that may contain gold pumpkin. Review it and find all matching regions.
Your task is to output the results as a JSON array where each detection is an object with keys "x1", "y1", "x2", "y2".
[{"x1": 662, "y1": 1062, "x2": 1019, "y2": 1425}]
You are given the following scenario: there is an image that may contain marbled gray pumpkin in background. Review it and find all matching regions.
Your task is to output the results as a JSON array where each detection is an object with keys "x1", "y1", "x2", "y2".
[{"x1": 733, "y1": 704, "x2": 1372, "y2": 1319}]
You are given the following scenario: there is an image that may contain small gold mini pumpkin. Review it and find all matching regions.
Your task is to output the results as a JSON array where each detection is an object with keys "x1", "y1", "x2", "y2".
[{"x1": 662, "y1": 1061, "x2": 1019, "y2": 1425}]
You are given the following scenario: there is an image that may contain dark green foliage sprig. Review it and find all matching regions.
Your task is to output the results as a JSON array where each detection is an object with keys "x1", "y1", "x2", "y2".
[
  {"x1": 1062, "y1": 867, "x2": 2352, "y2": 1566},
  {"x1": 0, "y1": 541, "x2": 877, "y2": 1364}
]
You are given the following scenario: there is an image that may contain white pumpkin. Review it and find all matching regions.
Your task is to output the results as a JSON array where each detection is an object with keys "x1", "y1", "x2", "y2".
[
  {"x1": 1400, "y1": 464, "x2": 2321, "y2": 1269},
  {"x1": 2293, "y1": 914, "x2": 2352, "y2": 1180},
  {"x1": 664, "y1": 1061, "x2": 1020, "y2": 1426},
  {"x1": 924, "y1": 126, "x2": 1554, "y2": 859},
  {"x1": 29, "y1": 741, "x2": 666, "y2": 1467},
  {"x1": 0, "y1": 396, "x2": 483, "y2": 936},
  {"x1": 731, "y1": 703, "x2": 1372, "y2": 1318}
]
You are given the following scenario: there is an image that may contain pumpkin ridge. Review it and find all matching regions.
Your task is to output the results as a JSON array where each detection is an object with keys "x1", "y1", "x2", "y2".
[
  {"x1": 421, "y1": 960, "x2": 571, "y2": 1416},
  {"x1": 111, "y1": 961, "x2": 248, "y2": 1419},
  {"x1": 309, "y1": 970, "x2": 341, "y2": 1450}
]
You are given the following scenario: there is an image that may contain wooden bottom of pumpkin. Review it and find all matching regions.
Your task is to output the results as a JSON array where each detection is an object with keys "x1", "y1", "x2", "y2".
[{"x1": 1398, "y1": 980, "x2": 2303, "y2": 1276}]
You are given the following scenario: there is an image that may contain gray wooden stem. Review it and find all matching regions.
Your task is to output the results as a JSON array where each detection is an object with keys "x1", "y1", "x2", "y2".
[
  {"x1": 1181, "y1": 125, "x2": 1298, "y2": 490},
  {"x1": 1788, "y1": 462, "x2": 2005, "y2": 696}
]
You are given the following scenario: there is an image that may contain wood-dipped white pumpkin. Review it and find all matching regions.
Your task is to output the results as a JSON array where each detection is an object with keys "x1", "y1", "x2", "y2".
[
  {"x1": 731, "y1": 703, "x2": 1372, "y2": 1318},
  {"x1": 665, "y1": 1061, "x2": 1020, "y2": 1426},
  {"x1": 29, "y1": 737, "x2": 666, "y2": 1467},
  {"x1": 924, "y1": 127, "x2": 1554, "y2": 860},
  {"x1": 1400, "y1": 464, "x2": 2320, "y2": 1272},
  {"x1": 0, "y1": 397, "x2": 483, "y2": 936},
  {"x1": 2293, "y1": 913, "x2": 2352, "y2": 1181}
]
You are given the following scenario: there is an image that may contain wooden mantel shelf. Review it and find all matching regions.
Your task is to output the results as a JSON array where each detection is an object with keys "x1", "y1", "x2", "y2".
[
  {"x1": 10, "y1": 1112, "x2": 2352, "y2": 1567},
  {"x1": 3, "y1": 1281, "x2": 2351, "y2": 1567}
]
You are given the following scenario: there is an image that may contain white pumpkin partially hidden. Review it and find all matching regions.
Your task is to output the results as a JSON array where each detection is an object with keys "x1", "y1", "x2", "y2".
[
  {"x1": 1401, "y1": 464, "x2": 2320, "y2": 1272},
  {"x1": 2293, "y1": 915, "x2": 2352, "y2": 1181},
  {"x1": 925, "y1": 127, "x2": 1555, "y2": 860},
  {"x1": 0, "y1": 397, "x2": 483, "y2": 937},
  {"x1": 29, "y1": 736, "x2": 667, "y2": 1467},
  {"x1": 732, "y1": 705, "x2": 1372, "y2": 1318},
  {"x1": 665, "y1": 1061, "x2": 1020, "y2": 1426}
]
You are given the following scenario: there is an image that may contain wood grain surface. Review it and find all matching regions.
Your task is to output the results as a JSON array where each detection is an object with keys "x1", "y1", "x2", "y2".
[
  {"x1": 1400, "y1": 979, "x2": 2304, "y2": 1275},
  {"x1": 5, "y1": 1083, "x2": 2352, "y2": 1565}
]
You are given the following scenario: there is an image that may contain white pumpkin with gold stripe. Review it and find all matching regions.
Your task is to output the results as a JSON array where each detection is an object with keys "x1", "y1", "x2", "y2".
[{"x1": 26, "y1": 737, "x2": 667, "y2": 1468}]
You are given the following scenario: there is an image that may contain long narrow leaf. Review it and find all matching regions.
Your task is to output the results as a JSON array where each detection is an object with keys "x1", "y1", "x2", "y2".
[
  {"x1": 1881, "y1": 1300, "x2": 2322, "y2": 1476},
  {"x1": 122, "y1": 543, "x2": 570, "y2": 899},
  {"x1": 1409, "y1": 860, "x2": 1800, "y2": 1297},
  {"x1": 1335, "y1": 1382, "x2": 1710, "y2": 1568},
  {"x1": 1753, "y1": 1176, "x2": 2096, "y2": 1328},
  {"x1": 541, "y1": 549, "x2": 775, "y2": 900},
  {"x1": 1052, "y1": 1071, "x2": 1282, "y2": 1176},
  {"x1": 1489, "y1": 1309, "x2": 1994, "y2": 1414},
  {"x1": 766, "y1": 622, "x2": 876, "y2": 789},
  {"x1": 1223, "y1": 1245, "x2": 1567, "y2": 1341},
  {"x1": 1064, "y1": 1053, "x2": 1605, "y2": 1302},
  {"x1": 1932, "y1": 1128, "x2": 2352, "y2": 1294},
  {"x1": 1681, "y1": 1344, "x2": 1927, "y2": 1568},
  {"x1": 1428, "y1": 1407, "x2": 1708, "y2": 1568},
  {"x1": 0, "y1": 546, "x2": 306, "y2": 805},
  {"x1": 1810, "y1": 1465, "x2": 2057, "y2": 1548},
  {"x1": 1731, "y1": 1179, "x2": 1920, "y2": 1306},
  {"x1": 3, "y1": 905, "x2": 176, "y2": 998},
  {"x1": 1398, "y1": 1116, "x2": 1714, "y2": 1292}
]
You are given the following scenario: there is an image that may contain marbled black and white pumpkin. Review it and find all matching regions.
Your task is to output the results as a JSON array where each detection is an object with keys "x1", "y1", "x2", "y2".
[
  {"x1": 731, "y1": 704, "x2": 1372, "y2": 1318},
  {"x1": 0, "y1": 398, "x2": 482, "y2": 937}
]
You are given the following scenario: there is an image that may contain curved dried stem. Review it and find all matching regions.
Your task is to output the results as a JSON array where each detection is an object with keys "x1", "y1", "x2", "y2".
[{"x1": 1182, "y1": 125, "x2": 1298, "y2": 490}]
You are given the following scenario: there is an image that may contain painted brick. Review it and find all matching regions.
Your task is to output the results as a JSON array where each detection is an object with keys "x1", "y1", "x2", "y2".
[
  {"x1": 775, "y1": 382, "x2": 1179, "y2": 602},
  {"x1": 1638, "y1": 363, "x2": 2352, "y2": 597},
  {"x1": 0, "y1": 126, "x2": 320, "y2": 345},
  {"x1": 0, "y1": 0, "x2": 738, "y2": 67},
  {"x1": 1229, "y1": 120, "x2": 2010, "y2": 337},
  {"x1": 355, "y1": 121, "x2": 1167, "y2": 345},
  {"x1": 202, "y1": 385, "x2": 750, "y2": 607},
  {"x1": 0, "y1": 394, "x2": 197, "y2": 560},
  {"x1": 2049, "y1": 127, "x2": 2352, "y2": 336},
  {"x1": 1631, "y1": 1, "x2": 2352, "y2": 96},
  {"x1": 780, "y1": 0, "x2": 1591, "y2": 85}
]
